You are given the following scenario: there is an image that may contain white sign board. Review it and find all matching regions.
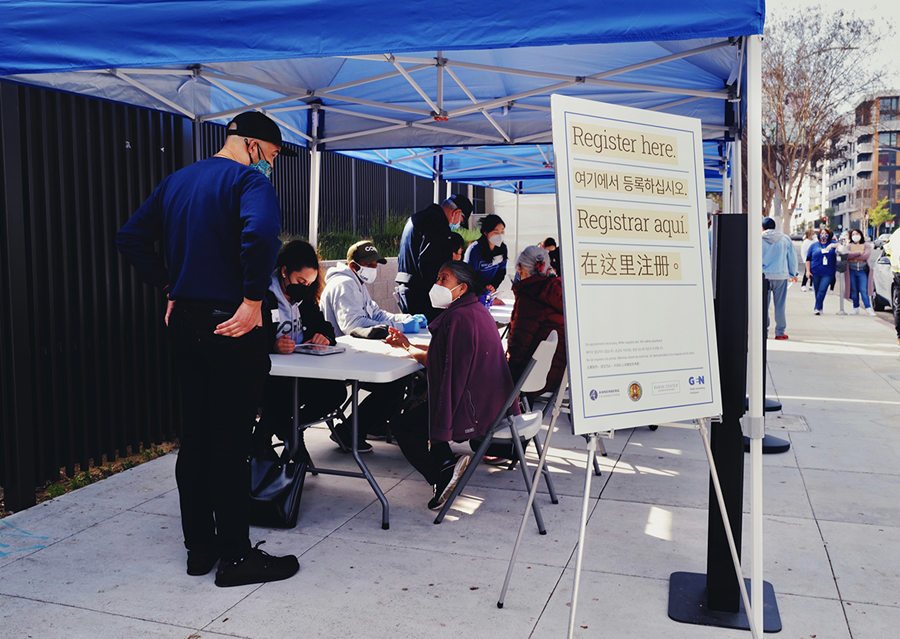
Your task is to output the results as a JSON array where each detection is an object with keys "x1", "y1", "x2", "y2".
[{"x1": 551, "y1": 95, "x2": 721, "y2": 435}]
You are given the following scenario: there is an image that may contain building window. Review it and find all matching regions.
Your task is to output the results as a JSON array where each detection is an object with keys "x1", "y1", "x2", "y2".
[
  {"x1": 879, "y1": 96, "x2": 899, "y2": 121},
  {"x1": 857, "y1": 101, "x2": 873, "y2": 125},
  {"x1": 879, "y1": 131, "x2": 899, "y2": 147}
]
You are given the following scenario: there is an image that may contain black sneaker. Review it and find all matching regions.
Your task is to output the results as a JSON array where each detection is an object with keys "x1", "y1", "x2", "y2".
[
  {"x1": 330, "y1": 429, "x2": 373, "y2": 453},
  {"x1": 366, "y1": 421, "x2": 390, "y2": 440},
  {"x1": 186, "y1": 548, "x2": 219, "y2": 576},
  {"x1": 214, "y1": 541, "x2": 299, "y2": 588},
  {"x1": 427, "y1": 455, "x2": 470, "y2": 510}
]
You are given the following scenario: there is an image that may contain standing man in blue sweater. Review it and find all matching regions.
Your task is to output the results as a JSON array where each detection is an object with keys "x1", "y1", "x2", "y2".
[
  {"x1": 762, "y1": 216, "x2": 799, "y2": 339},
  {"x1": 116, "y1": 111, "x2": 299, "y2": 587}
]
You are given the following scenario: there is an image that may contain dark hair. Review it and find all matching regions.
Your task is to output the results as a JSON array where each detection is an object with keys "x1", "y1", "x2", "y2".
[
  {"x1": 542, "y1": 237, "x2": 557, "y2": 249},
  {"x1": 449, "y1": 232, "x2": 465, "y2": 253},
  {"x1": 276, "y1": 240, "x2": 323, "y2": 303},
  {"x1": 438, "y1": 260, "x2": 485, "y2": 297},
  {"x1": 762, "y1": 217, "x2": 776, "y2": 230},
  {"x1": 479, "y1": 214, "x2": 505, "y2": 235}
]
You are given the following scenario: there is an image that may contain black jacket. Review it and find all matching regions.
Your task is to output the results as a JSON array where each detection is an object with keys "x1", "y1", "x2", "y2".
[{"x1": 397, "y1": 203, "x2": 455, "y2": 294}]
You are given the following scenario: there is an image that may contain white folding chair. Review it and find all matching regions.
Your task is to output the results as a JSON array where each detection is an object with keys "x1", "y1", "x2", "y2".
[
  {"x1": 434, "y1": 331, "x2": 561, "y2": 533},
  {"x1": 525, "y1": 385, "x2": 605, "y2": 475}
]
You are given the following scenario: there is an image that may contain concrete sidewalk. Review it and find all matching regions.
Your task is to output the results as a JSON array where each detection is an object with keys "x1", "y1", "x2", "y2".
[{"x1": 2, "y1": 284, "x2": 898, "y2": 639}]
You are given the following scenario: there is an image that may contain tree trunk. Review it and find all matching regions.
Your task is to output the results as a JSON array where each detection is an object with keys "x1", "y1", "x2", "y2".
[{"x1": 780, "y1": 199, "x2": 793, "y2": 234}]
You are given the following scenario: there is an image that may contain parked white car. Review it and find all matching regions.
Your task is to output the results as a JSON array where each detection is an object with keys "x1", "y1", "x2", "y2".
[{"x1": 872, "y1": 250, "x2": 894, "y2": 311}]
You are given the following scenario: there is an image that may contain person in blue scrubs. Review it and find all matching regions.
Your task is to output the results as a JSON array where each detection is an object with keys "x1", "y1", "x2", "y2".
[{"x1": 806, "y1": 227, "x2": 838, "y2": 315}]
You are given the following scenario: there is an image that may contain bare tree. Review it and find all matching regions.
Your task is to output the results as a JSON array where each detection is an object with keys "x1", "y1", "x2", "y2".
[{"x1": 762, "y1": 7, "x2": 885, "y2": 233}]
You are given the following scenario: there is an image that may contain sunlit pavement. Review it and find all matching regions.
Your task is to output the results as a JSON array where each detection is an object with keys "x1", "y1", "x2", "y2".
[{"x1": 1, "y1": 284, "x2": 898, "y2": 639}]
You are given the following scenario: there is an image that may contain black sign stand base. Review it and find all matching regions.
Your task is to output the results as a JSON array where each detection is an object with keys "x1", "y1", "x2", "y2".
[
  {"x1": 668, "y1": 571, "x2": 782, "y2": 633},
  {"x1": 744, "y1": 434, "x2": 791, "y2": 454}
]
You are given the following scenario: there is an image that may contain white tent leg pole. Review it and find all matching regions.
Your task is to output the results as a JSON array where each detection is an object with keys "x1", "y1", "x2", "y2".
[
  {"x1": 309, "y1": 143, "x2": 321, "y2": 248},
  {"x1": 723, "y1": 175, "x2": 731, "y2": 214},
  {"x1": 746, "y1": 34, "x2": 765, "y2": 636},
  {"x1": 446, "y1": 180, "x2": 452, "y2": 200},
  {"x1": 433, "y1": 172, "x2": 440, "y2": 203},
  {"x1": 734, "y1": 138, "x2": 743, "y2": 215},
  {"x1": 308, "y1": 107, "x2": 321, "y2": 248},
  {"x1": 515, "y1": 183, "x2": 521, "y2": 263}
]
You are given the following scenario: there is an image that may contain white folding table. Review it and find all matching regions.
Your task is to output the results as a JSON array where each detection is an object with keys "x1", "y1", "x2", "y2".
[{"x1": 269, "y1": 335, "x2": 423, "y2": 529}]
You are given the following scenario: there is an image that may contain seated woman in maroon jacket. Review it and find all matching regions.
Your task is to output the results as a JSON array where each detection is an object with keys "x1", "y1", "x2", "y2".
[
  {"x1": 507, "y1": 245, "x2": 567, "y2": 397},
  {"x1": 384, "y1": 261, "x2": 519, "y2": 511}
]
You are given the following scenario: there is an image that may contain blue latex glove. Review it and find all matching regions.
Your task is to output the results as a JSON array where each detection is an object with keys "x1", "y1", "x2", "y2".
[
  {"x1": 401, "y1": 318, "x2": 420, "y2": 334},
  {"x1": 412, "y1": 313, "x2": 428, "y2": 329}
]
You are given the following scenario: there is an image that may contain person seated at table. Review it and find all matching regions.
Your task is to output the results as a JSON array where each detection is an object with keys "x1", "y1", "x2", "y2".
[
  {"x1": 507, "y1": 245, "x2": 567, "y2": 395},
  {"x1": 449, "y1": 231, "x2": 465, "y2": 261},
  {"x1": 463, "y1": 214, "x2": 508, "y2": 300},
  {"x1": 319, "y1": 240, "x2": 420, "y2": 443},
  {"x1": 478, "y1": 245, "x2": 567, "y2": 465},
  {"x1": 255, "y1": 240, "x2": 357, "y2": 458},
  {"x1": 384, "y1": 261, "x2": 520, "y2": 510}
]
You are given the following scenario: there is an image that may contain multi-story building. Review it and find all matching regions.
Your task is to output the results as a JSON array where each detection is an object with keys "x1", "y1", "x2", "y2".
[
  {"x1": 825, "y1": 92, "x2": 900, "y2": 237},
  {"x1": 790, "y1": 170, "x2": 824, "y2": 233}
]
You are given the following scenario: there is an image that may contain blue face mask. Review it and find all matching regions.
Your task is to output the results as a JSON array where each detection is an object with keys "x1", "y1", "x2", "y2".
[
  {"x1": 247, "y1": 141, "x2": 273, "y2": 179},
  {"x1": 449, "y1": 209, "x2": 462, "y2": 231}
]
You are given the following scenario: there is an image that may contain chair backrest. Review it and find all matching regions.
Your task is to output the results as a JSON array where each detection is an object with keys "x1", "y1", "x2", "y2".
[{"x1": 519, "y1": 330, "x2": 558, "y2": 394}]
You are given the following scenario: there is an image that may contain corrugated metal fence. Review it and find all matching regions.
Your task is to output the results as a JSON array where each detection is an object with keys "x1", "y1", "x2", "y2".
[{"x1": 1, "y1": 81, "x2": 481, "y2": 511}]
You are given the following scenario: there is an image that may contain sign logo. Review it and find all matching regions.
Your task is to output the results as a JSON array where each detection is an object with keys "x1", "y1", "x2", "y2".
[
  {"x1": 589, "y1": 389, "x2": 598, "y2": 401},
  {"x1": 628, "y1": 381, "x2": 643, "y2": 402},
  {"x1": 688, "y1": 375, "x2": 705, "y2": 387}
]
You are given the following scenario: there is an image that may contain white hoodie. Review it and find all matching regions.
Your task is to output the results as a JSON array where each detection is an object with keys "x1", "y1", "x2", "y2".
[{"x1": 320, "y1": 262, "x2": 410, "y2": 337}]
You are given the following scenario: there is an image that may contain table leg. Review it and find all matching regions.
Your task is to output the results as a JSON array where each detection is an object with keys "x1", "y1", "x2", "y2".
[{"x1": 348, "y1": 379, "x2": 390, "y2": 529}]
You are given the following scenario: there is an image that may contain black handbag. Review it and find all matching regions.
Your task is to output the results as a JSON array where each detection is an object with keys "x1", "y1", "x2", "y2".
[{"x1": 248, "y1": 451, "x2": 307, "y2": 528}]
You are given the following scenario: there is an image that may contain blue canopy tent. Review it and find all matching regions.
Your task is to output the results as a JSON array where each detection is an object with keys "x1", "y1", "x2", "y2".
[
  {"x1": 340, "y1": 142, "x2": 729, "y2": 263},
  {"x1": 341, "y1": 142, "x2": 728, "y2": 194},
  {"x1": 1, "y1": 0, "x2": 759, "y2": 242},
  {"x1": 0, "y1": 1, "x2": 768, "y2": 633}
]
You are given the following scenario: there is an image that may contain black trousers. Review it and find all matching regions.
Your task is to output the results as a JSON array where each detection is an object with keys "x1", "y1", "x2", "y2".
[
  {"x1": 893, "y1": 273, "x2": 900, "y2": 339},
  {"x1": 390, "y1": 401, "x2": 454, "y2": 485},
  {"x1": 257, "y1": 375, "x2": 347, "y2": 445},
  {"x1": 357, "y1": 379, "x2": 408, "y2": 434},
  {"x1": 168, "y1": 303, "x2": 270, "y2": 562}
]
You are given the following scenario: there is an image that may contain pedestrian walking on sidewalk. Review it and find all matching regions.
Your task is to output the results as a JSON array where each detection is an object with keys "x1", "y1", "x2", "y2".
[
  {"x1": 799, "y1": 229, "x2": 816, "y2": 291},
  {"x1": 806, "y1": 228, "x2": 838, "y2": 315},
  {"x1": 762, "y1": 217, "x2": 798, "y2": 339}
]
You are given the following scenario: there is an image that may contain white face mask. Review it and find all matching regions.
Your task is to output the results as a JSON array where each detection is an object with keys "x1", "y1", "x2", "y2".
[
  {"x1": 429, "y1": 283, "x2": 462, "y2": 309},
  {"x1": 489, "y1": 233, "x2": 504, "y2": 247},
  {"x1": 850, "y1": 234, "x2": 862, "y2": 244},
  {"x1": 354, "y1": 263, "x2": 377, "y2": 284}
]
